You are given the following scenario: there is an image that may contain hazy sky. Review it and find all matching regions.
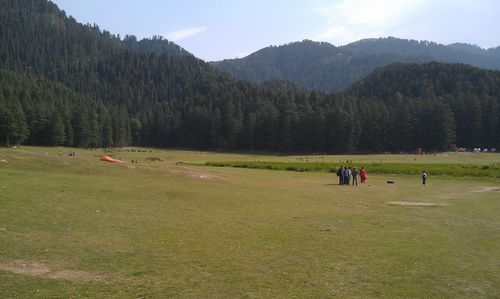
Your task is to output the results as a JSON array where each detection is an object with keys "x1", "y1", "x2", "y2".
[{"x1": 51, "y1": 0, "x2": 500, "y2": 61}]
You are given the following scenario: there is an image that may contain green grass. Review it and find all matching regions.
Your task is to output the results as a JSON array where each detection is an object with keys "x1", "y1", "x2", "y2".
[
  {"x1": 205, "y1": 161, "x2": 500, "y2": 178},
  {"x1": 0, "y1": 147, "x2": 499, "y2": 298}
]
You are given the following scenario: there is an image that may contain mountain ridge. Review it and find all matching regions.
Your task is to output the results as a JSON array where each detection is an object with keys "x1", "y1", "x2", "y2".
[{"x1": 212, "y1": 38, "x2": 500, "y2": 92}]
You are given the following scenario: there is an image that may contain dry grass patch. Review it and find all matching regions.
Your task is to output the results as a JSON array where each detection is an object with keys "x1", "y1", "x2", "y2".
[
  {"x1": 387, "y1": 201, "x2": 450, "y2": 207},
  {"x1": 0, "y1": 260, "x2": 106, "y2": 283},
  {"x1": 471, "y1": 187, "x2": 500, "y2": 193},
  {"x1": 168, "y1": 166, "x2": 223, "y2": 181}
]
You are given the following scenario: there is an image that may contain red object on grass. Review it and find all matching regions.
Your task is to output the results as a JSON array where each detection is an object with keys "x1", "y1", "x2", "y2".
[{"x1": 100, "y1": 155, "x2": 122, "y2": 163}]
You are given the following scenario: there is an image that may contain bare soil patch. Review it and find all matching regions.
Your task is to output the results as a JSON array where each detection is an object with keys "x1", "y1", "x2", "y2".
[
  {"x1": 387, "y1": 201, "x2": 450, "y2": 207},
  {"x1": 145, "y1": 157, "x2": 164, "y2": 162},
  {"x1": 168, "y1": 167, "x2": 223, "y2": 181},
  {"x1": 0, "y1": 259, "x2": 105, "y2": 283}
]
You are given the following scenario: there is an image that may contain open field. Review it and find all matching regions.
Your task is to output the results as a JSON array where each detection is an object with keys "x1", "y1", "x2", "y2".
[{"x1": 0, "y1": 147, "x2": 499, "y2": 298}]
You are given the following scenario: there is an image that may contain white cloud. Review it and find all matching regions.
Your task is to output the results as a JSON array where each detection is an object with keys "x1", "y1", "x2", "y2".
[
  {"x1": 313, "y1": 0, "x2": 428, "y2": 45},
  {"x1": 315, "y1": 25, "x2": 384, "y2": 44},
  {"x1": 166, "y1": 26, "x2": 207, "y2": 41}
]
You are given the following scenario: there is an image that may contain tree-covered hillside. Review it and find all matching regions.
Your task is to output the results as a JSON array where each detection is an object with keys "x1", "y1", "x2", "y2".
[
  {"x1": 343, "y1": 37, "x2": 500, "y2": 69},
  {"x1": 348, "y1": 62, "x2": 500, "y2": 151},
  {"x1": 0, "y1": 68, "x2": 128, "y2": 148},
  {"x1": 0, "y1": 0, "x2": 499, "y2": 152},
  {"x1": 213, "y1": 38, "x2": 500, "y2": 92},
  {"x1": 213, "y1": 40, "x2": 429, "y2": 92}
]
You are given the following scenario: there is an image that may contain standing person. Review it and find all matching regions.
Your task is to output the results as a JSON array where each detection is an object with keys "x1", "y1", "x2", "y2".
[
  {"x1": 347, "y1": 167, "x2": 352, "y2": 185},
  {"x1": 360, "y1": 166, "x2": 367, "y2": 183},
  {"x1": 422, "y1": 171, "x2": 428, "y2": 185},
  {"x1": 343, "y1": 167, "x2": 348, "y2": 185},
  {"x1": 337, "y1": 166, "x2": 343, "y2": 185},
  {"x1": 352, "y1": 167, "x2": 359, "y2": 186}
]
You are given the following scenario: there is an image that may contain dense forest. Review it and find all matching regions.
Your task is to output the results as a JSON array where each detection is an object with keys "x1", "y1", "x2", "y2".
[
  {"x1": 213, "y1": 38, "x2": 500, "y2": 92},
  {"x1": 0, "y1": 0, "x2": 499, "y2": 152},
  {"x1": 348, "y1": 63, "x2": 500, "y2": 151},
  {"x1": 0, "y1": 68, "x2": 129, "y2": 148},
  {"x1": 343, "y1": 37, "x2": 500, "y2": 68}
]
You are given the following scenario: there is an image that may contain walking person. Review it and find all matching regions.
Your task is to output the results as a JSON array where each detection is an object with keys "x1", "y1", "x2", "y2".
[
  {"x1": 352, "y1": 167, "x2": 359, "y2": 186},
  {"x1": 360, "y1": 166, "x2": 367, "y2": 183},
  {"x1": 422, "y1": 171, "x2": 428, "y2": 185}
]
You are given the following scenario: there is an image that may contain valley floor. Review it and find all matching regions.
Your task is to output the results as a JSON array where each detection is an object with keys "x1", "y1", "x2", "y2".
[{"x1": 0, "y1": 147, "x2": 499, "y2": 298}]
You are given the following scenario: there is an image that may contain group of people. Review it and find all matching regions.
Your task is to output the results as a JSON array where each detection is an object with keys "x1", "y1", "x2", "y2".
[
  {"x1": 337, "y1": 166, "x2": 367, "y2": 186},
  {"x1": 336, "y1": 166, "x2": 428, "y2": 186}
]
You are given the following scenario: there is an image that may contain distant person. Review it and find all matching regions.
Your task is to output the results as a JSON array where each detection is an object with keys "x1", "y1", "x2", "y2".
[
  {"x1": 337, "y1": 166, "x2": 343, "y2": 185},
  {"x1": 360, "y1": 166, "x2": 367, "y2": 183},
  {"x1": 422, "y1": 171, "x2": 428, "y2": 185},
  {"x1": 347, "y1": 167, "x2": 352, "y2": 185},
  {"x1": 343, "y1": 167, "x2": 348, "y2": 185},
  {"x1": 352, "y1": 167, "x2": 359, "y2": 186}
]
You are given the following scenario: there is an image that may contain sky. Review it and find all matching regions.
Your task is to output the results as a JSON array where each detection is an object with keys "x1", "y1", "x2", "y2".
[{"x1": 51, "y1": 0, "x2": 500, "y2": 61}]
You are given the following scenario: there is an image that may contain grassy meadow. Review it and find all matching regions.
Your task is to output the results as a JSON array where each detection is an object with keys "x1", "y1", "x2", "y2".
[{"x1": 0, "y1": 147, "x2": 499, "y2": 298}]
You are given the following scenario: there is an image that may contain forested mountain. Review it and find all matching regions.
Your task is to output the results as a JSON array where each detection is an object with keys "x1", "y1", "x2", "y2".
[
  {"x1": 213, "y1": 38, "x2": 500, "y2": 92},
  {"x1": 344, "y1": 37, "x2": 500, "y2": 58},
  {"x1": 0, "y1": 0, "x2": 499, "y2": 153},
  {"x1": 343, "y1": 37, "x2": 500, "y2": 69},
  {"x1": 212, "y1": 40, "x2": 428, "y2": 92}
]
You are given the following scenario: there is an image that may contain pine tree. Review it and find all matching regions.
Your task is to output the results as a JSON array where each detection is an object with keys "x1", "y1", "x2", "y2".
[
  {"x1": 73, "y1": 109, "x2": 90, "y2": 148},
  {"x1": 101, "y1": 113, "x2": 114, "y2": 148},
  {"x1": 48, "y1": 112, "x2": 65, "y2": 146},
  {"x1": 130, "y1": 117, "x2": 142, "y2": 145},
  {"x1": 0, "y1": 104, "x2": 14, "y2": 147}
]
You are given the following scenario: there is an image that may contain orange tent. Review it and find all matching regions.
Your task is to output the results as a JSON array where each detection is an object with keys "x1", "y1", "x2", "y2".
[{"x1": 100, "y1": 155, "x2": 123, "y2": 163}]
